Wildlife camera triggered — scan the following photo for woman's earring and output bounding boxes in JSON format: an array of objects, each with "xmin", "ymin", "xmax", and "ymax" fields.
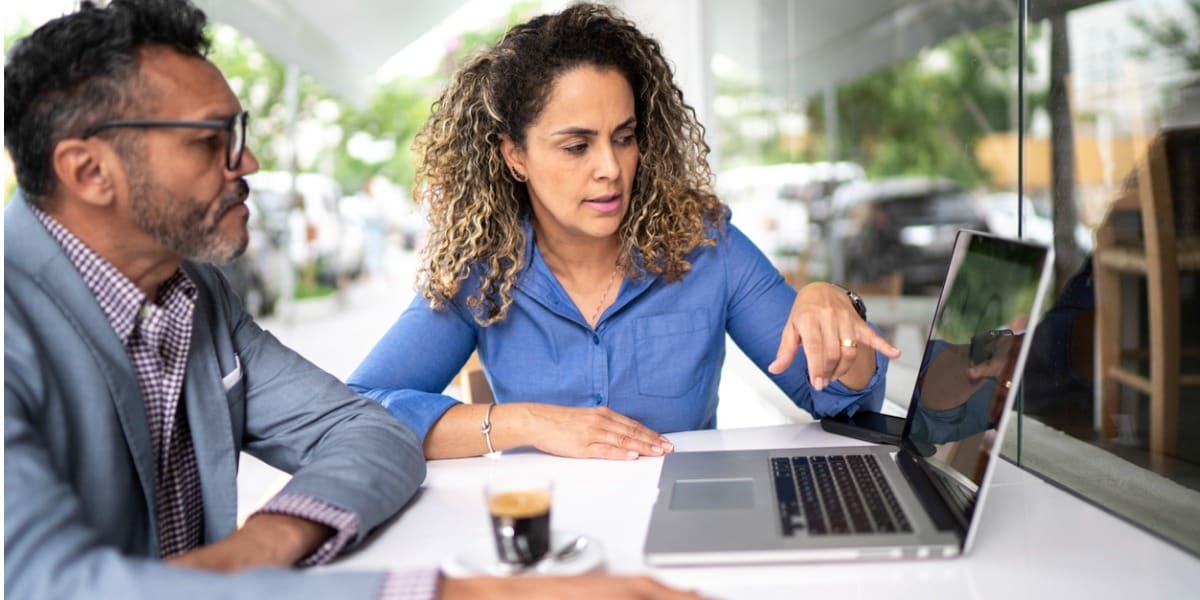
[{"xmin": 509, "ymin": 166, "xmax": 527, "ymax": 183}]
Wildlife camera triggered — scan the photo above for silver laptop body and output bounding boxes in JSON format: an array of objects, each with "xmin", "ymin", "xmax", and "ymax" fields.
[{"xmin": 645, "ymin": 231, "xmax": 1054, "ymax": 565}]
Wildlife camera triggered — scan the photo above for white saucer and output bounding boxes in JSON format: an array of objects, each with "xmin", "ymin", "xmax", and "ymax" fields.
[{"xmin": 441, "ymin": 530, "xmax": 604, "ymax": 577}]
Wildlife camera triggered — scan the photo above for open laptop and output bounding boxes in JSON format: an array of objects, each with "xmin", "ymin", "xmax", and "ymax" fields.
[{"xmin": 644, "ymin": 230, "xmax": 1054, "ymax": 565}]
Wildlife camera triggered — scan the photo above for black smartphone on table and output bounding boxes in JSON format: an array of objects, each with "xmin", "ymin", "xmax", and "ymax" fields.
[{"xmin": 820, "ymin": 410, "xmax": 906, "ymax": 445}]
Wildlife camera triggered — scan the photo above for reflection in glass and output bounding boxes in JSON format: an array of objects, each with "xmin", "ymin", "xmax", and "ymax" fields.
[
  {"xmin": 711, "ymin": 0, "xmax": 1023, "ymax": 292},
  {"xmin": 904, "ymin": 233, "xmax": 1047, "ymax": 501},
  {"xmin": 705, "ymin": 0, "xmax": 1200, "ymax": 555},
  {"xmin": 1018, "ymin": 0, "xmax": 1200, "ymax": 556}
]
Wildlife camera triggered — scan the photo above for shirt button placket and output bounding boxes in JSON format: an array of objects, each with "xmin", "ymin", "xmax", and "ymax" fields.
[{"xmin": 592, "ymin": 329, "xmax": 608, "ymax": 406}]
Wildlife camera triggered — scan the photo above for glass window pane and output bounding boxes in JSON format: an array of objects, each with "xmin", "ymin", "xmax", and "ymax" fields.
[
  {"xmin": 710, "ymin": 0, "xmax": 1200, "ymax": 555},
  {"xmin": 709, "ymin": 0, "xmax": 1021, "ymax": 413},
  {"xmin": 1016, "ymin": 0, "xmax": 1200, "ymax": 555}
]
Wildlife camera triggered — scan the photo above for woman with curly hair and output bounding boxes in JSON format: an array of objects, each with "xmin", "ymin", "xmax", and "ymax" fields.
[{"xmin": 349, "ymin": 3, "xmax": 899, "ymax": 460}]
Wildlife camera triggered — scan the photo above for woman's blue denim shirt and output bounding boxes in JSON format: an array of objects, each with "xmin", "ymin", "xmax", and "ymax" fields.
[{"xmin": 348, "ymin": 220, "xmax": 888, "ymax": 441}]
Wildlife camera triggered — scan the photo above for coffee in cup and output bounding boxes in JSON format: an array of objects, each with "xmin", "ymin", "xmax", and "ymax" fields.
[{"xmin": 486, "ymin": 480, "xmax": 552, "ymax": 567}]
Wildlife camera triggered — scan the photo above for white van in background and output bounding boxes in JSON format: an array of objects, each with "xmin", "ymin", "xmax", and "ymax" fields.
[
  {"xmin": 715, "ymin": 162, "xmax": 865, "ymax": 278},
  {"xmin": 247, "ymin": 171, "xmax": 365, "ymax": 286}
]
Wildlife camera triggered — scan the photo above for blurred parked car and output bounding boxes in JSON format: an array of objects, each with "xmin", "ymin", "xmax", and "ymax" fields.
[
  {"xmin": 977, "ymin": 192, "xmax": 1093, "ymax": 253},
  {"xmin": 217, "ymin": 194, "xmax": 289, "ymax": 317},
  {"xmin": 830, "ymin": 177, "xmax": 990, "ymax": 294},
  {"xmin": 716, "ymin": 162, "xmax": 865, "ymax": 263},
  {"xmin": 247, "ymin": 171, "xmax": 365, "ymax": 286}
]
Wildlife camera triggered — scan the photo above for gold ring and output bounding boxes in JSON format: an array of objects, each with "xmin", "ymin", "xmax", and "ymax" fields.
[
  {"xmin": 839, "ymin": 338, "xmax": 857, "ymax": 348},
  {"xmin": 1003, "ymin": 379, "xmax": 1013, "ymax": 389}
]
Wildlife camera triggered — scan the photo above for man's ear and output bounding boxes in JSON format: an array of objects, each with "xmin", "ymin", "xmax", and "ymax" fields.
[
  {"xmin": 51, "ymin": 139, "xmax": 120, "ymax": 208},
  {"xmin": 499, "ymin": 134, "xmax": 528, "ymax": 177}
]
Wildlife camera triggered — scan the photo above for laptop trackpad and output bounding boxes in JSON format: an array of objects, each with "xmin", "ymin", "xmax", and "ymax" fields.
[{"xmin": 669, "ymin": 478, "xmax": 755, "ymax": 510}]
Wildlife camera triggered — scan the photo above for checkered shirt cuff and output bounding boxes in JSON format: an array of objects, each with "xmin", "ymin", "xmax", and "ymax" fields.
[
  {"xmin": 256, "ymin": 493, "xmax": 359, "ymax": 566},
  {"xmin": 378, "ymin": 569, "xmax": 442, "ymax": 600}
]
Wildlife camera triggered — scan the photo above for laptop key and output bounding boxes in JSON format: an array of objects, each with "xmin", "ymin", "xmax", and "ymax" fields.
[
  {"xmin": 848, "ymin": 455, "xmax": 896, "ymax": 533},
  {"xmin": 793, "ymin": 457, "xmax": 828, "ymax": 535},
  {"xmin": 930, "ymin": 466, "xmax": 976, "ymax": 517},
  {"xmin": 771, "ymin": 457, "xmax": 802, "ymax": 536},
  {"xmin": 830, "ymin": 456, "xmax": 874, "ymax": 533},
  {"xmin": 811, "ymin": 459, "xmax": 850, "ymax": 534},
  {"xmin": 865, "ymin": 455, "xmax": 913, "ymax": 533}
]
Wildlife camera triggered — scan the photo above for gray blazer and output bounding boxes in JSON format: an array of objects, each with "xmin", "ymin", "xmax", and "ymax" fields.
[{"xmin": 4, "ymin": 195, "xmax": 428, "ymax": 599}]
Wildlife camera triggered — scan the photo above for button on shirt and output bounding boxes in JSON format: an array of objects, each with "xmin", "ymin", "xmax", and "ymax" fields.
[{"xmin": 349, "ymin": 220, "xmax": 889, "ymax": 441}]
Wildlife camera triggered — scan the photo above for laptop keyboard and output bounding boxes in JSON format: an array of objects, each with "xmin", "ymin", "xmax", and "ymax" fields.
[
  {"xmin": 929, "ymin": 463, "xmax": 976, "ymax": 517},
  {"xmin": 771, "ymin": 454, "xmax": 912, "ymax": 536}
]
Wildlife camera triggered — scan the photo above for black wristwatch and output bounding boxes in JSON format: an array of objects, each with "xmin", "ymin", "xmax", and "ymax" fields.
[{"xmin": 828, "ymin": 283, "xmax": 867, "ymax": 320}]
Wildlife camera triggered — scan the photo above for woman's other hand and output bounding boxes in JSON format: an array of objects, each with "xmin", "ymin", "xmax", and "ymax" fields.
[
  {"xmin": 514, "ymin": 404, "xmax": 673, "ymax": 460},
  {"xmin": 768, "ymin": 282, "xmax": 901, "ymax": 391},
  {"xmin": 442, "ymin": 574, "xmax": 705, "ymax": 599},
  {"xmin": 425, "ymin": 403, "xmax": 672, "ymax": 460}
]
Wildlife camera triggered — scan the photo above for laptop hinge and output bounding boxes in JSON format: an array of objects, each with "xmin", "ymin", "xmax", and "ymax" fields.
[{"xmin": 895, "ymin": 449, "xmax": 969, "ymax": 538}]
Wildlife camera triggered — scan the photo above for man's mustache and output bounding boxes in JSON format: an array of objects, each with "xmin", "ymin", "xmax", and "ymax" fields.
[{"xmin": 216, "ymin": 179, "xmax": 250, "ymax": 215}]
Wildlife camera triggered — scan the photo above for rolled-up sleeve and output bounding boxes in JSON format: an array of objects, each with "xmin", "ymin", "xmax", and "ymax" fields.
[
  {"xmin": 808, "ymin": 339, "xmax": 889, "ymax": 417},
  {"xmin": 721, "ymin": 223, "xmax": 889, "ymax": 418},
  {"xmin": 256, "ymin": 493, "xmax": 359, "ymax": 566},
  {"xmin": 348, "ymin": 295, "xmax": 478, "ymax": 442}
]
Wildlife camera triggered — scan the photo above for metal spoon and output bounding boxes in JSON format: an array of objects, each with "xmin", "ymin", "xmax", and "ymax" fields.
[
  {"xmin": 549, "ymin": 536, "xmax": 588, "ymax": 563},
  {"xmin": 520, "ymin": 536, "xmax": 588, "ymax": 573}
]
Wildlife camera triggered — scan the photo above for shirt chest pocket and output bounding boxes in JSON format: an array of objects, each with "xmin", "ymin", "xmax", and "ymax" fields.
[{"xmin": 635, "ymin": 308, "xmax": 711, "ymax": 398}]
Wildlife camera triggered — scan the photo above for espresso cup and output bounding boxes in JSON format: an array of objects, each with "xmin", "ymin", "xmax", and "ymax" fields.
[{"xmin": 485, "ymin": 479, "xmax": 553, "ymax": 567}]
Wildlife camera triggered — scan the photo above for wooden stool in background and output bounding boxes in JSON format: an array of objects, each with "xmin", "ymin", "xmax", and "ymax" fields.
[
  {"xmin": 844, "ymin": 271, "xmax": 902, "ymax": 297},
  {"xmin": 1093, "ymin": 126, "xmax": 1200, "ymax": 469},
  {"xmin": 779, "ymin": 255, "xmax": 809, "ymax": 289},
  {"xmin": 457, "ymin": 351, "xmax": 495, "ymax": 405}
]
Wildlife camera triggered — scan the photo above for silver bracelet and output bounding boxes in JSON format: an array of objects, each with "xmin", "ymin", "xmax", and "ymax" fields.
[{"xmin": 481, "ymin": 402, "xmax": 496, "ymax": 454}]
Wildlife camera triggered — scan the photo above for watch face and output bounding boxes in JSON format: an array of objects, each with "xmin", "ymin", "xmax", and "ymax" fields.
[
  {"xmin": 848, "ymin": 292, "xmax": 867, "ymax": 319},
  {"xmin": 828, "ymin": 283, "xmax": 867, "ymax": 319}
]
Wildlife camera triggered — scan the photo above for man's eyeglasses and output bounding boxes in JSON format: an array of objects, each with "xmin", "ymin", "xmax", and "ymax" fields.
[{"xmin": 81, "ymin": 111, "xmax": 249, "ymax": 171}]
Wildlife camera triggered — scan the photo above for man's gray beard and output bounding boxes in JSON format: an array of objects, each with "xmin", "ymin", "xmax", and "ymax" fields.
[{"xmin": 129, "ymin": 171, "xmax": 249, "ymax": 264}]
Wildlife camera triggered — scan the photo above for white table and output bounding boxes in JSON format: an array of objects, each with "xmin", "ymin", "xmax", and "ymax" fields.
[{"xmin": 325, "ymin": 424, "xmax": 1200, "ymax": 599}]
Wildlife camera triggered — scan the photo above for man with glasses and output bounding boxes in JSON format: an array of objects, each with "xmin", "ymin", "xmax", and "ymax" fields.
[
  {"xmin": 83, "ymin": 111, "xmax": 249, "ymax": 169},
  {"xmin": 3, "ymin": 2, "xmax": 694, "ymax": 600}
]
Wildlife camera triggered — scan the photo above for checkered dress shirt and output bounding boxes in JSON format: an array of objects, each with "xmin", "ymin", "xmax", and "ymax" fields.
[
  {"xmin": 35, "ymin": 208, "xmax": 441, "ymax": 597},
  {"xmin": 34, "ymin": 208, "xmax": 203, "ymax": 557}
]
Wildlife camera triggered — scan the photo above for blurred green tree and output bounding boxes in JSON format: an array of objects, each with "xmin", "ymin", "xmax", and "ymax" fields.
[
  {"xmin": 334, "ymin": 0, "xmax": 537, "ymax": 194},
  {"xmin": 4, "ymin": 18, "xmax": 36, "ymax": 203},
  {"xmin": 1131, "ymin": 0, "xmax": 1200, "ymax": 71},
  {"xmin": 714, "ymin": 23, "xmax": 1040, "ymax": 190},
  {"xmin": 207, "ymin": 25, "xmax": 358, "ymax": 184},
  {"xmin": 806, "ymin": 24, "xmax": 1037, "ymax": 188},
  {"xmin": 4, "ymin": 3, "xmax": 541, "ymax": 202}
]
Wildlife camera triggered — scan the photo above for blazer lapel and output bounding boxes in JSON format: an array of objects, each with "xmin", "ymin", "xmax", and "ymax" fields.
[
  {"xmin": 6, "ymin": 198, "xmax": 159, "ymax": 530},
  {"xmin": 182, "ymin": 279, "xmax": 239, "ymax": 543}
]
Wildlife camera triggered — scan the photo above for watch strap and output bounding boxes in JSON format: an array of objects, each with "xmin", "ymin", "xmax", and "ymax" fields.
[{"xmin": 828, "ymin": 283, "xmax": 868, "ymax": 320}]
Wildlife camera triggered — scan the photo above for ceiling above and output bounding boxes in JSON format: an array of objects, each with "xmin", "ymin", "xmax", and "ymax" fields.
[
  {"xmin": 194, "ymin": 0, "xmax": 469, "ymax": 104},
  {"xmin": 191, "ymin": 0, "xmax": 1104, "ymax": 107},
  {"xmin": 742, "ymin": 0, "xmax": 1103, "ymax": 99}
]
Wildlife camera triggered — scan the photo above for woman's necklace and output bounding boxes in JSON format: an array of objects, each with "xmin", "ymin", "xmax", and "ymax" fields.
[{"xmin": 591, "ymin": 266, "xmax": 621, "ymax": 327}]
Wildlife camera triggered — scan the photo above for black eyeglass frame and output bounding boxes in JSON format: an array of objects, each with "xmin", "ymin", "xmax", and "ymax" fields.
[{"xmin": 81, "ymin": 111, "xmax": 249, "ymax": 171}]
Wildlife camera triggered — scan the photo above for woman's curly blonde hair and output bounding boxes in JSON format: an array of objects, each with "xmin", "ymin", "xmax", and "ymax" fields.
[{"xmin": 412, "ymin": 2, "xmax": 727, "ymax": 325}]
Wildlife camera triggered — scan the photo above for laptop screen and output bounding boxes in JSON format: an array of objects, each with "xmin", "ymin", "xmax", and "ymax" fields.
[{"xmin": 901, "ymin": 231, "xmax": 1051, "ymax": 497}]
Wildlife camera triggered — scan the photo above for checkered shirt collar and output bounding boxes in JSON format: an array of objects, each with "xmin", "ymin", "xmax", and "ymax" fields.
[{"xmin": 30, "ymin": 205, "xmax": 197, "ymax": 341}]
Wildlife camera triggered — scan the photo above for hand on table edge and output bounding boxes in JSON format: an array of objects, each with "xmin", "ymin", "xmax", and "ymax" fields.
[
  {"xmin": 165, "ymin": 513, "xmax": 334, "ymax": 572},
  {"xmin": 439, "ymin": 573, "xmax": 706, "ymax": 599},
  {"xmin": 423, "ymin": 403, "xmax": 675, "ymax": 461}
]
